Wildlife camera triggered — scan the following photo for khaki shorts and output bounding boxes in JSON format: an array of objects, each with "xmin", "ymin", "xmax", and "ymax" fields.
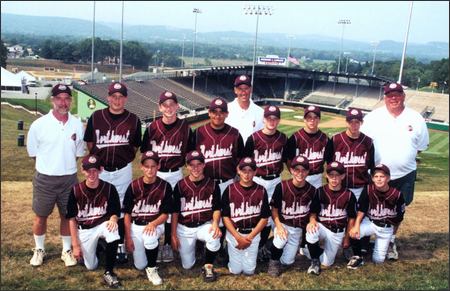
[{"xmin": 32, "ymin": 172, "xmax": 78, "ymax": 217}]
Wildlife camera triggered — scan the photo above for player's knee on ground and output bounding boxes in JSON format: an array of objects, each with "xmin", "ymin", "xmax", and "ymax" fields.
[{"xmin": 205, "ymin": 236, "xmax": 221, "ymax": 252}]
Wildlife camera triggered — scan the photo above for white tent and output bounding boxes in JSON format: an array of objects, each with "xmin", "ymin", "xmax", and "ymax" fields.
[
  {"xmin": 16, "ymin": 70, "xmax": 37, "ymax": 85},
  {"xmin": 1, "ymin": 67, "xmax": 22, "ymax": 89}
]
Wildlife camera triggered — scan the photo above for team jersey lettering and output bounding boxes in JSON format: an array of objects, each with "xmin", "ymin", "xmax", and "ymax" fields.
[
  {"xmin": 150, "ymin": 140, "xmax": 183, "ymax": 157},
  {"xmin": 95, "ymin": 129, "xmax": 130, "ymax": 148},
  {"xmin": 298, "ymin": 147, "xmax": 325, "ymax": 163},
  {"xmin": 180, "ymin": 195, "xmax": 213, "ymax": 216},
  {"xmin": 335, "ymin": 151, "xmax": 367, "ymax": 166},
  {"xmin": 77, "ymin": 203, "xmax": 108, "ymax": 222},
  {"xmin": 231, "ymin": 200, "xmax": 262, "ymax": 222},
  {"xmin": 254, "ymin": 149, "xmax": 282, "ymax": 167},
  {"xmin": 282, "ymin": 200, "xmax": 311, "ymax": 219},
  {"xmin": 368, "ymin": 204, "xmax": 398, "ymax": 220},
  {"xmin": 200, "ymin": 144, "xmax": 233, "ymax": 162},
  {"xmin": 319, "ymin": 204, "xmax": 347, "ymax": 221},
  {"xmin": 132, "ymin": 200, "xmax": 162, "ymax": 217}
]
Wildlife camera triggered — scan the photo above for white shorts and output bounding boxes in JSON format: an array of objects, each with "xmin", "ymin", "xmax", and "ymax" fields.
[
  {"xmin": 130, "ymin": 222, "xmax": 165, "ymax": 270},
  {"xmin": 226, "ymin": 230, "xmax": 261, "ymax": 275},
  {"xmin": 306, "ymin": 222, "xmax": 345, "ymax": 267},
  {"xmin": 272, "ymin": 223, "xmax": 303, "ymax": 265}
]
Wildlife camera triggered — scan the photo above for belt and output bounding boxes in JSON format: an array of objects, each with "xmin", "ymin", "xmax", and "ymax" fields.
[
  {"xmin": 133, "ymin": 220, "xmax": 150, "ymax": 226},
  {"xmin": 236, "ymin": 228, "xmax": 253, "ymax": 234},
  {"xmin": 372, "ymin": 220, "xmax": 392, "ymax": 228},
  {"xmin": 256, "ymin": 174, "xmax": 280, "ymax": 181},
  {"xmin": 159, "ymin": 168, "xmax": 179, "ymax": 173},
  {"xmin": 181, "ymin": 221, "xmax": 206, "ymax": 228},
  {"xmin": 327, "ymin": 226, "xmax": 346, "ymax": 233},
  {"xmin": 104, "ymin": 164, "xmax": 127, "ymax": 172},
  {"xmin": 78, "ymin": 224, "xmax": 97, "ymax": 230}
]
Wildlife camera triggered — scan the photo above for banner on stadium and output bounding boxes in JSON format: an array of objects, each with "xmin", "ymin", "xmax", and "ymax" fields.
[{"xmin": 257, "ymin": 55, "xmax": 287, "ymax": 66}]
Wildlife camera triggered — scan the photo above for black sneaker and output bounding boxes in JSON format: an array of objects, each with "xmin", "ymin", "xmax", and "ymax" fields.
[
  {"xmin": 202, "ymin": 264, "xmax": 217, "ymax": 282},
  {"xmin": 347, "ymin": 256, "xmax": 364, "ymax": 269},
  {"xmin": 116, "ymin": 244, "xmax": 128, "ymax": 264},
  {"xmin": 307, "ymin": 259, "xmax": 321, "ymax": 276},
  {"xmin": 267, "ymin": 259, "xmax": 281, "ymax": 277},
  {"xmin": 103, "ymin": 271, "xmax": 121, "ymax": 288}
]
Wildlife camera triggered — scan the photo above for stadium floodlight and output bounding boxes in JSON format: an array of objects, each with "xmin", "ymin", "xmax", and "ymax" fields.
[
  {"xmin": 337, "ymin": 19, "xmax": 351, "ymax": 74},
  {"xmin": 344, "ymin": 52, "xmax": 350, "ymax": 73},
  {"xmin": 192, "ymin": 8, "xmax": 201, "ymax": 93},
  {"xmin": 119, "ymin": 1, "xmax": 124, "ymax": 82},
  {"xmin": 243, "ymin": 4, "xmax": 273, "ymax": 99},
  {"xmin": 181, "ymin": 34, "xmax": 186, "ymax": 68},
  {"xmin": 398, "ymin": 1, "xmax": 413, "ymax": 84},
  {"xmin": 91, "ymin": 1, "xmax": 95, "ymax": 83},
  {"xmin": 370, "ymin": 41, "xmax": 379, "ymax": 76}
]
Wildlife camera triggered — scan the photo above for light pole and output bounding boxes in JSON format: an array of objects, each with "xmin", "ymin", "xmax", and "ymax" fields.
[
  {"xmin": 192, "ymin": 8, "xmax": 201, "ymax": 93},
  {"xmin": 181, "ymin": 34, "xmax": 186, "ymax": 68},
  {"xmin": 344, "ymin": 52, "xmax": 350, "ymax": 73},
  {"xmin": 337, "ymin": 19, "xmax": 351, "ymax": 74},
  {"xmin": 119, "ymin": 0, "xmax": 124, "ymax": 82},
  {"xmin": 398, "ymin": 1, "xmax": 413, "ymax": 84},
  {"xmin": 244, "ymin": 4, "xmax": 273, "ymax": 99},
  {"xmin": 284, "ymin": 35, "xmax": 294, "ymax": 100},
  {"xmin": 91, "ymin": 1, "xmax": 95, "ymax": 83},
  {"xmin": 370, "ymin": 41, "xmax": 379, "ymax": 76}
]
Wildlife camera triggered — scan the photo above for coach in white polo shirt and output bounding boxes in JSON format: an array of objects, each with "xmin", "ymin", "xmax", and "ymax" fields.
[
  {"xmin": 27, "ymin": 84, "xmax": 85, "ymax": 267},
  {"xmin": 225, "ymin": 74, "xmax": 264, "ymax": 144},
  {"xmin": 360, "ymin": 82, "xmax": 429, "ymax": 260}
]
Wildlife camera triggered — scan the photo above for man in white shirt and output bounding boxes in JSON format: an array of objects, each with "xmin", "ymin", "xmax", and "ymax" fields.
[
  {"xmin": 26, "ymin": 84, "xmax": 85, "ymax": 267},
  {"xmin": 360, "ymin": 82, "xmax": 429, "ymax": 261},
  {"xmin": 225, "ymin": 74, "xmax": 264, "ymax": 144}
]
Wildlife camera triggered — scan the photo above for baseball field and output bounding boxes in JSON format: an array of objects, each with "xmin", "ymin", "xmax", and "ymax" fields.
[{"xmin": 1, "ymin": 104, "xmax": 448, "ymax": 290}]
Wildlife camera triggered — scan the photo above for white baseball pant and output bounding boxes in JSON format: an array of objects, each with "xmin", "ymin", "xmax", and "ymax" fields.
[
  {"xmin": 77, "ymin": 221, "xmax": 120, "ymax": 270},
  {"xmin": 100, "ymin": 163, "xmax": 132, "ymax": 217},
  {"xmin": 226, "ymin": 230, "xmax": 261, "ymax": 275},
  {"xmin": 272, "ymin": 223, "xmax": 303, "ymax": 265},
  {"xmin": 217, "ymin": 178, "xmax": 234, "ymax": 227},
  {"xmin": 358, "ymin": 218, "xmax": 394, "ymax": 263},
  {"xmin": 306, "ymin": 222, "xmax": 345, "ymax": 267},
  {"xmin": 349, "ymin": 187, "xmax": 364, "ymax": 200},
  {"xmin": 130, "ymin": 222, "xmax": 165, "ymax": 270},
  {"xmin": 253, "ymin": 176, "xmax": 281, "ymax": 227},
  {"xmin": 157, "ymin": 168, "xmax": 183, "ymax": 223},
  {"xmin": 306, "ymin": 173, "xmax": 323, "ymax": 189}
]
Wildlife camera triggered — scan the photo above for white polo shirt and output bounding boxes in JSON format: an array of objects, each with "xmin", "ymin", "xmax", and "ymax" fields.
[
  {"xmin": 360, "ymin": 106, "xmax": 429, "ymax": 180},
  {"xmin": 27, "ymin": 110, "xmax": 85, "ymax": 176},
  {"xmin": 225, "ymin": 98, "xmax": 264, "ymax": 144}
]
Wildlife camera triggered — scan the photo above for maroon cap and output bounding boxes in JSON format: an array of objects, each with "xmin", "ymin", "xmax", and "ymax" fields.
[
  {"xmin": 108, "ymin": 82, "xmax": 128, "ymax": 96},
  {"xmin": 346, "ymin": 108, "xmax": 363, "ymax": 122},
  {"xmin": 51, "ymin": 84, "xmax": 72, "ymax": 97},
  {"xmin": 264, "ymin": 105, "xmax": 281, "ymax": 119},
  {"xmin": 384, "ymin": 82, "xmax": 404, "ymax": 95},
  {"xmin": 209, "ymin": 97, "xmax": 228, "ymax": 112},
  {"xmin": 238, "ymin": 157, "xmax": 257, "ymax": 171},
  {"xmin": 141, "ymin": 150, "xmax": 160, "ymax": 164},
  {"xmin": 326, "ymin": 161, "xmax": 345, "ymax": 174},
  {"xmin": 372, "ymin": 164, "xmax": 390, "ymax": 176},
  {"xmin": 186, "ymin": 150, "xmax": 205, "ymax": 164},
  {"xmin": 234, "ymin": 74, "xmax": 252, "ymax": 87},
  {"xmin": 159, "ymin": 90, "xmax": 178, "ymax": 104},
  {"xmin": 82, "ymin": 154, "xmax": 102, "ymax": 170},
  {"xmin": 290, "ymin": 155, "xmax": 309, "ymax": 170},
  {"xmin": 304, "ymin": 105, "xmax": 321, "ymax": 118}
]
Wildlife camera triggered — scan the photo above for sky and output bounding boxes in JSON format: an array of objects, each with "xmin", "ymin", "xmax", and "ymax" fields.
[{"xmin": 1, "ymin": 1, "xmax": 449, "ymax": 44}]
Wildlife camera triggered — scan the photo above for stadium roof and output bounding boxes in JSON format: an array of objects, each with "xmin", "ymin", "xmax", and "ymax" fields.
[{"xmin": 1, "ymin": 67, "xmax": 22, "ymax": 87}]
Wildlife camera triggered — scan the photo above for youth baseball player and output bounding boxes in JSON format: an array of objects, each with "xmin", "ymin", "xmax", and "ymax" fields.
[
  {"xmin": 141, "ymin": 90, "xmax": 193, "ymax": 263},
  {"xmin": 83, "ymin": 81, "xmax": 142, "ymax": 263},
  {"xmin": 171, "ymin": 150, "xmax": 222, "ymax": 282},
  {"xmin": 347, "ymin": 164, "xmax": 405, "ymax": 269},
  {"xmin": 221, "ymin": 157, "xmax": 271, "ymax": 275},
  {"xmin": 267, "ymin": 155, "xmax": 316, "ymax": 277},
  {"xmin": 66, "ymin": 154, "xmax": 122, "ymax": 288},
  {"xmin": 122, "ymin": 151, "xmax": 172, "ymax": 286},
  {"xmin": 305, "ymin": 161, "xmax": 357, "ymax": 275}
]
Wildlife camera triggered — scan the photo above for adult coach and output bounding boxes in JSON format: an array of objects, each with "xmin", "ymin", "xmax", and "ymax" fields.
[
  {"xmin": 83, "ymin": 81, "xmax": 142, "ymax": 262},
  {"xmin": 225, "ymin": 74, "xmax": 264, "ymax": 144},
  {"xmin": 27, "ymin": 84, "xmax": 85, "ymax": 267},
  {"xmin": 360, "ymin": 82, "xmax": 429, "ymax": 260}
]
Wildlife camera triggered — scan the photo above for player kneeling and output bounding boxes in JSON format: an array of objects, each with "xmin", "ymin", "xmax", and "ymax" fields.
[
  {"xmin": 222, "ymin": 157, "xmax": 271, "ymax": 275},
  {"xmin": 123, "ymin": 151, "xmax": 172, "ymax": 286},
  {"xmin": 171, "ymin": 151, "xmax": 222, "ymax": 282},
  {"xmin": 305, "ymin": 161, "xmax": 357, "ymax": 275},
  {"xmin": 66, "ymin": 155, "xmax": 122, "ymax": 288},
  {"xmin": 267, "ymin": 155, "xmax": 316, "ymax": 276},
  {"xmin": 347, "ymin": 164, "xmax": 405, "ymax": 269}
]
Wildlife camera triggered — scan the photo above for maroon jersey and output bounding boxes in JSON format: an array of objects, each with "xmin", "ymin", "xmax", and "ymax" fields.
[
  {"xmin": 286, "ymin": 129, "xmax": 330, "ymax": 175},
  {"xmin": 84, "ymin": 108, "xmax": 141, "ymax": 168},
  {"xmin": 195, "ymin": 123, "xmax": 244, "ymax": 180},
  {"xmin": 358, "ymin": 184, "xmax": 405, "ymax": 226},
  {"xmin": 310, "ymin": 185, "xmax": 357, "ymax": 231},
  {"xmin": 329, "ymin": 132, "xmax": 374, "ymax": 188},
  {"xmin": 141, "ymin": 118, "xmax": 191, "ymax": 171},
  {"xmin": 270, "ymin": 180, "xmax": 316, "ymax": 228},
  {"xmin": 172, "ymin": 177, "xmax": 221, "ymax": 226},
  {"xmin": 66, "ymin": 180, "xmax": 121, "ymax": 228},
  {"xmin": 244, "ymin": 130, "xmax": 287, "ymax": 176},
  {"xmin": 122, "ymin": 177, "xmax": 172, "ymax": 223},
  {"xmin": 221, "ymin": 182, "xmax": 271, "ymax": 229}
]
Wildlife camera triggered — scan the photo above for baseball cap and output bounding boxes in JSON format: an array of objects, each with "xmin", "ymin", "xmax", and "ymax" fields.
[
  {"xmin": 304, "ymin": 105, "xmax": 321, "ymax": 118},
  {"xmin": 346, "ymin": 108, "xmax": 363, "ymax": 122},
  {"xmin": 238, "ymin": 157, "xmax": 257, "ymax": 171},
  {"xmin": 108, "ymin": 82, "xmax": 128, "ymax": 96},
  {"xmin": 51, "ymin": 84, "xmax": 72, "ymax": 97},
  {"xmin": 290, "ymin": 155, "xmax": 309, "ymax": 170},
  {"xmin": 141, "ymin": 150, "xmax": 160, "ymax": 164},
  {"xmin": 82, "ymin": 154, "xmax": 102, "ymax": 170},
  {"xmin": 264, "ymin": 105, "xmax": 281, "ymax": 119},
  {"xmin": 159, "ymin": 90, "xmax": 178, "ymax": 104},
  {"xmin": 234, "ymin": 74, "xmax": 252, "ymax": 87},
  {"xmin": 209, "ymin": 97, "xmax": 228, "ymax": 112},
  {"xmin": 186, "ymin": 150, "xmax": 205, "ymax": 164},
  {"xmin": 372, "ymin": 164, "xmax": 390, "ymax": 176},
  {"xmin": 384, "ymin": 82, "xmax": 404, "ymax": 95},
  {"xmin": 326, "ymin": 161, "xmax": 345, "ymax": 174}
]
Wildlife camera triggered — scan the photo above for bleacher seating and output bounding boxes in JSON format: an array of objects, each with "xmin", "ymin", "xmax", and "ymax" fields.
[{"xmin": 405, "ymin": 90, "xmax": 449, "ymax": 123}]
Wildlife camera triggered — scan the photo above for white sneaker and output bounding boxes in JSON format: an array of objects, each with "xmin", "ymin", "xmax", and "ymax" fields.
[
  {"xmin": 61, "ymin": 250, "xmax": 77, "ymax": 267},
  {"xmin": 145, "ymin": 267, "xmax": 163, "ymax": 285},
  {"xmin": 30, "ymin": 248, "xmax": 46, "ymax": 266},
  {"xmin": 387, "ymin": 242, "xmax": 399, "ymax": 261}
]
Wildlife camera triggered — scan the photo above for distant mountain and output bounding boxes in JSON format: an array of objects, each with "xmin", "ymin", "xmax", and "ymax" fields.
[{"xmin": 1, "ymin": 13, "xmax": 448, "ymax": 61}]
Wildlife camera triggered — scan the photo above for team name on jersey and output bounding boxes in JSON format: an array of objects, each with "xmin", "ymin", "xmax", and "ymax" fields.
[
  {"xmin": 95, "ymin": 129, "xmax": 130, "ymax": 148},
  {"xmin": 335, "ymin": 151, "xmax": 367, "ymax": 166},
  {"xmin": 132, "ymin": 200, "xmax": 162, "ymax": 216},
  {"xmin": 254, "ymin": 149, "xmax": 282, "ymax": 166},
  {"xmin": 150, "ymin": 140, "xmax": 183, "ymax": 156},
  {"xmin": 282, "ymin": 201, "xmax": 311, "ymax": 219},
  {"xmin": 200, "ymin": 144, "xmax": 233, "ymax": 162},
  {"xmin": 180, "ymin": 195, "xmax": 213, "ymax": 216},
  {"xmin": 297, "ymin": 147, "xmax": 325, "ymax": 162},
  {"xmin": 319, "ymin": 204, "xmax": 347, "ymax": 221},
  {"xmin": 77, "ymin": 203, "xmax": 108, "ymax": 222},
  {"xmin": 368, "ymin": 204, "xmax": 398, "ymax": 220},
  {"xmin": 231, "ymin": 201, "xmax": 262, "ymax": 222}
]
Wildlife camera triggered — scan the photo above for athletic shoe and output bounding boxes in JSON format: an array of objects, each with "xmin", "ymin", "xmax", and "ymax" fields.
[
  {"xmin": 387, "ymin": 242, "xmax": 398, "ymax": 261},
  {"xmin": 202, "ymin": 264, "xmax": 217, "ymax": 282},
  {"xmin": 299, "ymin": 247, "xmax": 311, "ymax": 259},
  {"xmin": 307, "ymin": 259, "xmax": 321, "ymax": 276},
  {"xmin": 347, "ymin": 256, "xmax": 364, "ymax": 269},
  {"xmin": 61, "ymin": 250, "xmax": 77, "ymax": 267},
  {"xmin": 30, "ymin": 248, "xmax": 46, "ymax": 266},
  {"xmin": 343, "ymin": 247, "xmax": 353, "ymax": 261},
  {"xmin": 145, "ymin": 267, "xmax": 163, "ymax": 285},
  {"xmin": 103, "ymin": 271, "xmax": 121, "ymax": 288},
  {"xmin": 156, "ymin": 245, "xmax": 163, "ymax": 263},
  {"xmin": 162, "ymin": 244, "xmax": 174, "ymax": 263},
  {"xmin": 116, "ymin": 244, "xmax": 128, "ymax": 264},
  {"xmin": 258, "ymin": 246, "xmax": 271, "ymax": 263},
  {"xmin": 267, "ymin": 259, "xmax": 281, "ymax": 277}
]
